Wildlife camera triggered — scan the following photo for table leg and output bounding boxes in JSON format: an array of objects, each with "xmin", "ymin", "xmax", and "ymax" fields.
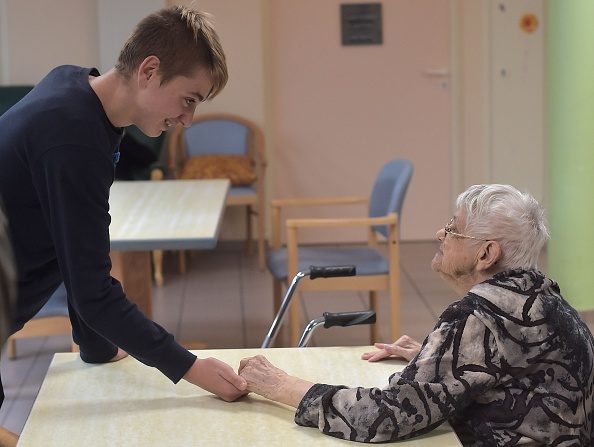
[{"xmin": 110, "ymin": 251, "xmax": 153, "ymax": 318}]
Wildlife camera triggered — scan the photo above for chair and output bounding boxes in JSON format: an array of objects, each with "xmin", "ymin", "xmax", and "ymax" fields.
[
  {"xmin": 266, "ymin": 159, "xmax": 413, "ymax": 346},
  {"xmin": 166, "ymin": 113, "xmax": 267, "ymax": 272},
  {"xmin": 7, "ymin": 283, "xmax": 73, "ymax": 359}
]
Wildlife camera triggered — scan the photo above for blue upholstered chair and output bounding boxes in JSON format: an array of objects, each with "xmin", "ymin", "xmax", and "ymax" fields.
[
  {"xmin": 166, "ymin": 113, "xmax": 267, "ymax": 275},
  {"xmin": 7, "ymin": 283, "xmax": 73, "ymax": 359},
  {"xmin": 267, "ymin": 159, "xmax": 413, "ymax": 345}
]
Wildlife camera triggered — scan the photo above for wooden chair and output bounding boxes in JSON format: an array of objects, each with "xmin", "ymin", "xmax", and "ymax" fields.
[
  {"xmin": 7, "ymin": 283, "xmax": 74, "ymax": 359},
  {"xmin": 164, "ymin": 113, "xmax": 267, "ymax": 276},
  {"xmin": 266, "ymin": 159, "xmax": 413, "ymax": 346}
]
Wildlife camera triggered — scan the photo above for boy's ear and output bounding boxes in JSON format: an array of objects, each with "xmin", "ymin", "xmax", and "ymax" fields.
[
  {"xmin": 137, "ymin": 56, "xmax": 161, "ymax": 87},
  {"xmin": 476, "ymin": 240, "xmax": 502, "ymax": 272}
]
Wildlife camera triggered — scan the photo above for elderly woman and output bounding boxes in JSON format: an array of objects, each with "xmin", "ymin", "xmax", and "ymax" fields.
[
  {"xmin": 0, "ymin": 204, "xmax": 18, "ymax": 447},
  {"xmin": 239, "ymin": 184, "xmax": 594, "ymax": 445}
]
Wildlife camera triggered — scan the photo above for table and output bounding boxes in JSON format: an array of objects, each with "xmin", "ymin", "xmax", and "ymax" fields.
[
  {"xmin": 18, "ymin": 347, "xmax": 461, "ymax": 446},
  {"xmin": 108, "ymin": 179, "xmax": 229, "ymax": 316}
]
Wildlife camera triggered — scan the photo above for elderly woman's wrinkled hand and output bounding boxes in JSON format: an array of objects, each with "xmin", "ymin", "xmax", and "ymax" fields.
[
  {"xmin": 239, "ymin": 355, "xmax": 314, "ymax": 407},
  {"xmin": 239, "ymin": 355, "xmax": 289, "ymax": 401},
  {"xmin": 361, "ymin": 335, "xmax": 422, "ymax": 362}
]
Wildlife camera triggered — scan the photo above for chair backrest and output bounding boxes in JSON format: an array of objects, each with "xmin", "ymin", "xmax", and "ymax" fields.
[
  {"xmin": 369, "ymin": 159, "xmax": 414, "ymax": 238},
  {"xmin": 168, "ymin": 113, "xmax": 265, "ymax": 179},
  {"xmin": 184, "ymin": 119, "xmax": 249, "ymax": 157}
]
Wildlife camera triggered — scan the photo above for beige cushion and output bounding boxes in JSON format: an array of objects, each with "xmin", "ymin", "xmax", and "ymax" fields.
[{"xmin": 180, "ymin": 155, "xmax": 256, "ymax": 186}]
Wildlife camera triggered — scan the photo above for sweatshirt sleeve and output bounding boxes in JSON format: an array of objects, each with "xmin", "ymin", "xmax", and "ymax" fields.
[
  {"xmin": 294, "ymin": 304, "xmax": 499, "ymax": 442},
  {"xmin": 31, "ymin": 143, "xmax": 195, "ymax": 382}
]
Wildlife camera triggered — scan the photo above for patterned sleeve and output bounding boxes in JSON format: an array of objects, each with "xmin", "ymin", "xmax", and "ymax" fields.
[{"xmin": 294, "ymin": 303, "xmax": 500, "ymax": 442}]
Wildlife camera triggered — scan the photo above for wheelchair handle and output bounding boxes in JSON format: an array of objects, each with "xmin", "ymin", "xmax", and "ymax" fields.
[
  {"xmin": 261, "ymin": 266, "xmax": 357, "ymax": 348},
  {"xmin": 323, "ymin": 311, "xmax": 376, "ymax": 328},
  {"xmin": 297, "ymin": 310, "xmax": 376, "ymax": 347},
  {"xmin": 309, "ymin": 265, "xmax": 356, "ymax": 279}
]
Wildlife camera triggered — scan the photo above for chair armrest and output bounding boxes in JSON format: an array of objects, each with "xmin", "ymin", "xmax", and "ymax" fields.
[
  {"xmin": 271, "ymin": 196, "xmax": 368, "ymax": 208},
  {"xmin": 286, "ymin": 213, "xmax": 397, "ymax": 229},
  {"xmin": 269, "ymin": 196, "xmax": 372, "ymax": 250}
]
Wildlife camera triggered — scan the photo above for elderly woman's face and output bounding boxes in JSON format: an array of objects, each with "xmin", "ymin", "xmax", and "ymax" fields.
[{"xmin": 431, "ymin": 212, "xmax": 483, "ymax": 289}]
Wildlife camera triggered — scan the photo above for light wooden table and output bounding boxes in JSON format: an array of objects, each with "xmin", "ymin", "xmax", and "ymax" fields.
[
  {"xmin": 18, "ymin": 347, "xmax": 461, "ymax": 446},
  {"xmin": 109, "ymin": 179, "xmax": 229, "ymax": 317}
]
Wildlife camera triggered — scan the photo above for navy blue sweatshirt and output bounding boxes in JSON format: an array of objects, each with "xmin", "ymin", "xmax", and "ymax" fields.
[{"xmin": 0, "ymin": 65, "xmax": 196, "ymax": 383}]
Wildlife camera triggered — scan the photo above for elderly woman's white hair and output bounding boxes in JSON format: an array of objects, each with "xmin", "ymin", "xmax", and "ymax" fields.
[
  {"xmin": 456, "ymin": 184, "xmax": 549, "ymax": 270},
  {"xmin": 0, "ymin": 204, "xmax": 15, "ymax": 345}
]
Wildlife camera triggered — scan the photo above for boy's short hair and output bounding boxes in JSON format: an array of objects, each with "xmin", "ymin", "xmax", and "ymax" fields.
[{"xmin": 115, "ymin": 6, "xmax": 228, "ymax": 100}]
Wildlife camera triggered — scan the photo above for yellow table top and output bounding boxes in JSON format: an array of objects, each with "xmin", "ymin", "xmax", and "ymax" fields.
[
  {"xmin": 109, "ymin": 179, "xmax": 229, "ymax": 251},
  {"xmin": 18, "ymin": 347, "xmax": 461, "ymax": 446}
]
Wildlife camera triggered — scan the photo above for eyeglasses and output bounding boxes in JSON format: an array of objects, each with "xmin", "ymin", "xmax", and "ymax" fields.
[{"xmin": 443, "ymin": 218, "xmax": 489, "ymax": 241}]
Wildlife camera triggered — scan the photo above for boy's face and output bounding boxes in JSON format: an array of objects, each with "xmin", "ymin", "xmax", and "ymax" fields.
[{"xmin": 135, "ymin": 64, "xmax": 213, "ymax": 137}]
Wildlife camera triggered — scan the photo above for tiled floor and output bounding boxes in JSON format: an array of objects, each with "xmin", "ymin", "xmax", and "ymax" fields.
[{"xmin": 0, "ymin": 240, "xmax": 510, "ymax": 434}]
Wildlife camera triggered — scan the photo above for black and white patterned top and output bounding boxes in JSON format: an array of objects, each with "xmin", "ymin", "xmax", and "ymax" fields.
[{"xmin": 295, "ymin": 269, "xmax": 594, "ymax": 445}]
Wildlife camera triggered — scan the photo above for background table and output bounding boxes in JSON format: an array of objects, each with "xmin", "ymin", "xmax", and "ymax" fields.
[
  {"xmin": 18, "ymin": 347, "xmax": 461, "ymax": 446},
  {"xmin": 109, "ymin": 179, "xmax": 229, "ymax": 316}
]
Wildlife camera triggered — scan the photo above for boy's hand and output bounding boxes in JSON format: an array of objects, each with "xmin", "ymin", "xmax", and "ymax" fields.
[{"xmin": 184, "ymin": 357, "xmax": 247, "ymax": 402}]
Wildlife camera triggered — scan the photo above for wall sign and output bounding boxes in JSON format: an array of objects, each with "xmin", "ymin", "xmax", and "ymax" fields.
[{"xmin": 341, "ymin": 3, "xmax": 383, "ymax": 46}]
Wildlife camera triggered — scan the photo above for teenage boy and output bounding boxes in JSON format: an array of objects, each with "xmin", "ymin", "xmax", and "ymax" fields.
[{"xmin": 0, "ymin": 6, "xmax": 247, "ymax": 415}]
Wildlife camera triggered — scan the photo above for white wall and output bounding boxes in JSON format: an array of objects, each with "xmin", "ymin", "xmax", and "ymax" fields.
[
  {"xmin": 0, "ymin": 0, "xmax": 99, "ymax": 84},
  {"xmin": 170, "ymin": 0, "xmax": 267, "ymax": 127},
  {"xmin": 97, "ymin": 0, "xmax": 165, "ymax": 74},
  {"xmin": 0, "ymin": 0, "xmax": 9, "ymax": 83}
]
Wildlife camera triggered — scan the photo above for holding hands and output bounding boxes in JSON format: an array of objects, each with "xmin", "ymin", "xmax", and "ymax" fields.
[
  {"xmin": 184, "ymin": 357, "xmax": 248, "ymax": 402},
  {"xmin": 233, "ymin": 336, "xmax": 421, "ymax": 407},
  {"xmin": 361, "ymin": 335, "xmax": 422, "ymax": 362}
]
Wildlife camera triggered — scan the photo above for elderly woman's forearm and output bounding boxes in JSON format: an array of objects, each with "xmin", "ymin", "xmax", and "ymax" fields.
[{"xmin": 271, "ymin": 376, "xmax": 314, "ymax": 408}]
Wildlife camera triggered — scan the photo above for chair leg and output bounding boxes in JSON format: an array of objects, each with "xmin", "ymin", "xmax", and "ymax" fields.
[
  {"xmin": 389, "ymin": 282, "xmax": 400, "ymax": 343},
  {"xmin": 256, "ymin": 205, "xmax": 266, "ymax": 271},
  {"xmin": 369, "ymin": 291, "xmax": 379, "ymax": 344},
  {"xmin": 245, "ymin": 205, "xmax": 253, "ymax": 256},
  {"xmin": 179, "ymin": 250, "xmax": 186, "ymax": 274},
  {"xmin": 273, "ymin": 280, "xmax": 282, "ymax": 314},
  {"xmin": 152, "ymin": 250, "xmax": 164, "ymax": 286}
]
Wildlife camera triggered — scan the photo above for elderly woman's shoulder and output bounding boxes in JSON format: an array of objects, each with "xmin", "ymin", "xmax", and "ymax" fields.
[
  {"xmin": 468, "ymin": 269, "xmax": 557, "ymax": 312},
  {"xmin": 461, "ymin": 269, "xmax": 593, "ymax": 340}
]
